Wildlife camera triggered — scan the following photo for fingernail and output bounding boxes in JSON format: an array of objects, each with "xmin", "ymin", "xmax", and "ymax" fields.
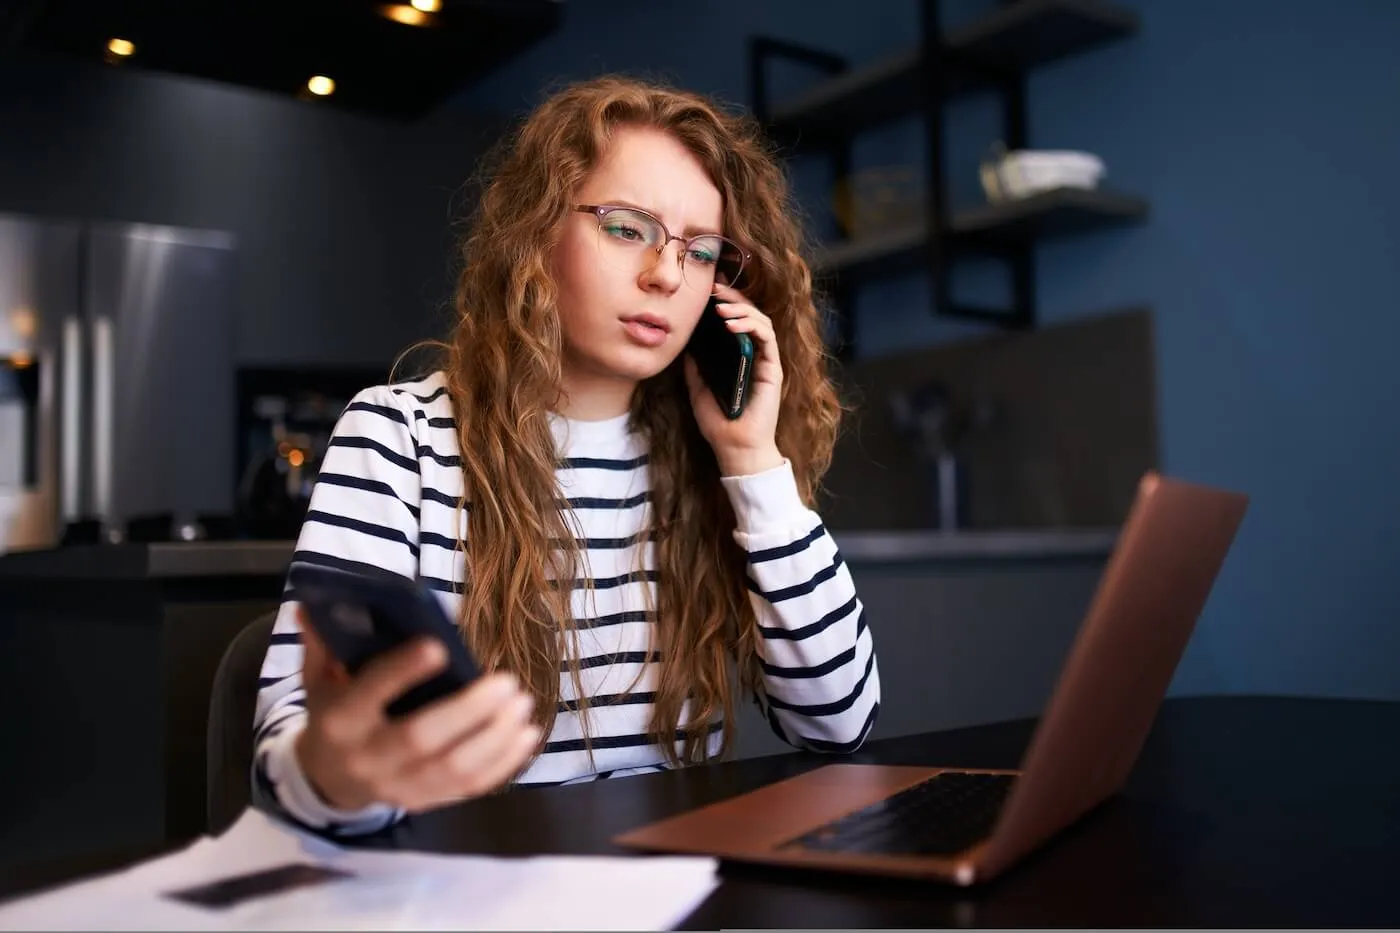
[{"xmin": 421, "ymin": 640, "xmax": 446, "ymax": 664}]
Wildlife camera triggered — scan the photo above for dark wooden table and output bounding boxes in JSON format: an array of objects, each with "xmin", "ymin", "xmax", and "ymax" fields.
[{"xmin": 4, "ymin": 695, "xmax": 1397, "ymax": 927}]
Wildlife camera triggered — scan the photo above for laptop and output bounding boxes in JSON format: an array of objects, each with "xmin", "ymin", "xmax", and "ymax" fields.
[{"xmin": 613, "ymin": 471, "xmax": 1249, "ymax": 886}]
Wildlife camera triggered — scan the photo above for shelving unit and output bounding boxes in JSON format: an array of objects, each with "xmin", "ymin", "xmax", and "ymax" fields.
[{"xmin": 749, "ymin": 0, "xmax": 1147, "ymax": 357}]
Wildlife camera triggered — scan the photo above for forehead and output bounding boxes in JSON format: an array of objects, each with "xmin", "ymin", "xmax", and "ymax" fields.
[{"xmin": 579, "ymin": 125, "xmax": 724, "ymax": 233}]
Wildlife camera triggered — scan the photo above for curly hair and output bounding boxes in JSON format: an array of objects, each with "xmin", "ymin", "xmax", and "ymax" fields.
[{"xmin": 440, "ymin": 74, "xmax": 843, "ymax": 768}]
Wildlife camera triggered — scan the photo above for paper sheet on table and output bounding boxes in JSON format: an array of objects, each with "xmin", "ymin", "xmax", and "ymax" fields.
[{"xmin": 0, "ymin": 808, "xmax": 719, "ymax": 931}]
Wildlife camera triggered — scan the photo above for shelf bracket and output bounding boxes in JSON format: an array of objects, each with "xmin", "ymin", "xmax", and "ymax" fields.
[
  {"xmin": 928, "ymin": 11, "xmax": 1037, "ymax": 332},
  {"xmin": 748, "ymin": 35, "xmax": 857, "ymax": 358},
  {"xmin": 920, "ymin": 0, "xmax": 953, "ymax": 334}
]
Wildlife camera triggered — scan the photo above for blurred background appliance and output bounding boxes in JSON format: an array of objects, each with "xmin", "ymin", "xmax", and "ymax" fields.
[
  {"xmin": 233, "ymin": 366, "xmax": 388, "ymax": 540},
  {"xmin": 0, "ymin": 211, "xmax": 236, "ymax": 552}
]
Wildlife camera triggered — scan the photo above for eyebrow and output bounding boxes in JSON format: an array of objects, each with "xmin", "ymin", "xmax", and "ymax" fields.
[{"xmin": 603, "ymin": 198, "xmax": 723, "ymax": 239}]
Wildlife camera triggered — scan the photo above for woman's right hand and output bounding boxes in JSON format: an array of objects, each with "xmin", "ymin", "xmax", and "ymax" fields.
[{"xmin": 292, "ymin": 608, "xmax": 543, "ymax": 813}]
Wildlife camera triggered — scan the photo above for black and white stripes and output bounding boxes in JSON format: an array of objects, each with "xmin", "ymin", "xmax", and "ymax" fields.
[{"xmin": 252, "ymin": 371, "xmax": 880, "ymax": 835}]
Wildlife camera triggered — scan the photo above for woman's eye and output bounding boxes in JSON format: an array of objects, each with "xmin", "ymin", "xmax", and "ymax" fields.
[{"xmin": 603, "ymin": 223, "xmax": 647, "ymax": 242}]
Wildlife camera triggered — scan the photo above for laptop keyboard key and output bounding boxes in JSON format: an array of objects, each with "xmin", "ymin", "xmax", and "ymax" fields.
[{"xmin": 782, "ymin": 771, "xmax": 1016, "ymax": 857}]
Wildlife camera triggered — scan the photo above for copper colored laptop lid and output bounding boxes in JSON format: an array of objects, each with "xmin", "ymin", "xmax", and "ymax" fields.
[{"xmin": 976, "ymin": 472, "xmax": 1249, "ymax": 880}]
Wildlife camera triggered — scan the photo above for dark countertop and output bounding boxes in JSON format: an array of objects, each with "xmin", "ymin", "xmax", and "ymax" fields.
[
  {"xmin": 0, "ymin": 541, "xmax": 296, "ymax": 581},
  {"xmin": 835, "ymin": 528, "xmax": 1117, "ymax": 562},
  {"xmin": 0, "ymin": 527, "xmax": 1115, "ymax": 582}
]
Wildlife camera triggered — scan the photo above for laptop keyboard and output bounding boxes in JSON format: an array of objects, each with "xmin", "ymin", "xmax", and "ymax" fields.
[{"xmin": 781, "ymin": 771, "xmax": 1017, "ymax": 857}]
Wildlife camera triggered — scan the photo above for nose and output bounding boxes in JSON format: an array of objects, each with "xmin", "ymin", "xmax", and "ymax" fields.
[{"xmin": 638, "ymin": 239, "xmax": 685, "ymax": 293}]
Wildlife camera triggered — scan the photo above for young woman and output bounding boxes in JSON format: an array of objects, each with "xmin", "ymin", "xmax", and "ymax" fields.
[{"xmin": 252, "ymin": 75, "xmax": 881, "ymax": 836}]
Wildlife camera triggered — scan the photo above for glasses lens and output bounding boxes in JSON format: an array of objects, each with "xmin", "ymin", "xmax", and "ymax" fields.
[
  {"xmin": 593, "ymin": 207, "xmax": 748, "ymax": 289},
  {"xmin": 682, "ymin": 235, "xmax": 747, "ymax": 289},
  {"xmin": 595, "ymin": 207, "xmax": 663, "ymax": 274}
]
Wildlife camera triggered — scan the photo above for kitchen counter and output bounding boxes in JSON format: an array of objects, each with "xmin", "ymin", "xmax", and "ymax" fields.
[
  {"xmin": 0, "ymin": 528, "xmax": 1117, "ymax": 581},
  {"xmin": 834, "ymin": 528, "xmax": 1118, "ymax": 562},
  {"xmin": 0, "ymin": 541, "xmax": 295, "ymax": 580}
]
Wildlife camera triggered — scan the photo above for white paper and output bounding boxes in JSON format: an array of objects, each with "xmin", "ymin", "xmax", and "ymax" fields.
[{"xmin": 0, "ymin": 808, "xmax": 719, "ymax": 931}]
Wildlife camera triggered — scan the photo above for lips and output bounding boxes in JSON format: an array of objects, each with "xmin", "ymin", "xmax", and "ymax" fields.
[
  {"xmin": 620, "ymin": 314, "xmax": 670, "ymax": 348},
  {"xmin": 620, "ymin": 313, "xmax": 671, "ymax": 333}
]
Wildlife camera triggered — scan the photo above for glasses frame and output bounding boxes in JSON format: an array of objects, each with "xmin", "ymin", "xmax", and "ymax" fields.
[{"xmin": 573, "ymin": 203, "xmax": 752, "ymax": 287}]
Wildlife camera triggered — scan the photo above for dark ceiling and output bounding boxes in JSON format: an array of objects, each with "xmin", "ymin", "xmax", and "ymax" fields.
[{"xmin": 0, "ymin": 0, "xmax": 563, "ymax": 120}]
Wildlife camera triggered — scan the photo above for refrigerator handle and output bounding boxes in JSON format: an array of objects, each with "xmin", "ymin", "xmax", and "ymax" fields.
[
  {"xmin": 92, "ymin": 314, "xmax": 115, "ymax": 538},
  {"xmin": 59, "ymin": 315, "xmax": 83, "ymax": 524}
]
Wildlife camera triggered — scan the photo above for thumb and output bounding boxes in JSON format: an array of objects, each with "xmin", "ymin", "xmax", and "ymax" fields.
[
  {"xmin": 296, "ymin": 606, "xmax": 348, "ymax": 690},
  {"xmin": 684, "ymin": 354, "xmax": 723, "ymax": 424},
  {"xmin": 683, "ymin": 354, "xmax": 708, "ymax": 409}
]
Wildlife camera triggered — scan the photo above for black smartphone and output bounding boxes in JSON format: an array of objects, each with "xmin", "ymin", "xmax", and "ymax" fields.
[
  {"xmin": 288, "ymin": 563, "xmax": 481, "ymax": 717},
  {"xmin": 686, "ymin": 295, "xmax": 755, "ymax": 420}
]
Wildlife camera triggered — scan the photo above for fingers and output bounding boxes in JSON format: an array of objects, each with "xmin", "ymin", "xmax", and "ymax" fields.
[
  {"xmin": 715, "ymin": 303, "xmax": 782, "ymax": 385},
  {"xmin": 296, "ymin": 615, "xmax": 542, "ymax": 813},
  {"xmin": 396, "ymin": 695, "xmax": 543, "ymax": 808},
  {"xmin": 295, "ymin": 607, "xmax": 348, "ymax": 691},
  {"xmin": 296, "ymin": 607, "xmax": 329, "ymax": 686},
  {"xmin": 445, "ymin": 718, "xmax": 544, "ymax": 800},
  {"xmin": 715, "ymin": 302, "xmax": 776, "ymax": 344},
  {"xmin": 371, "ymin": 672, "xmax": 527, "ymax": 763},
  {"xmin": 333, "ymin": 637, "xmax": 448, "ymax": 727},
  {"xmin": 710, "ymin": 281, "xmax": 746, "ymax": 303}
]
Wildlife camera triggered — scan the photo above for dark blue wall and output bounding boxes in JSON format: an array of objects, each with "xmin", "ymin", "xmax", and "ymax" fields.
[{"xmin": 458, "ymin": 0, "xmax": 1400, "ymax": 702}]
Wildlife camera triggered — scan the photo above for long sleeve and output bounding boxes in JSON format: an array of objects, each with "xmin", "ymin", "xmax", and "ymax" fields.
[
  {"xmin": 721, "ymin": 459, "xmax": 881, "ymax": 752},
  {"xmin": 251, "ymin": 384, "xmax": 425, "ymax": 836}
]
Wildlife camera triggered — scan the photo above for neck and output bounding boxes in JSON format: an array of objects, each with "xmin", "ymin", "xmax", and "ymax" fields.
[{"xmin": 555, "ymin": 363, "xmax": 637, "ymax": 421}]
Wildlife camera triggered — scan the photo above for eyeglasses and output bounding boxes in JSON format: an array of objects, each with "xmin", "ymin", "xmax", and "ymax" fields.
[{"xmin": 574, "ymin": 204, "xmax": 750, "ymax": 289}]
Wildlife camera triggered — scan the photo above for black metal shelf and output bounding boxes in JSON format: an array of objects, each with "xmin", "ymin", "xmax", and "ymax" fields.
[
  {"xmin": 768, "ymin": 0, "xmax": 1140, "ymax": 148},
  {"xmin": 812, "ymin": 187, "xmax": 1149, "ymax": 283},
  {"xmin": 749, "ymin": 0, "xmax": 1147, "ymax": 357}
]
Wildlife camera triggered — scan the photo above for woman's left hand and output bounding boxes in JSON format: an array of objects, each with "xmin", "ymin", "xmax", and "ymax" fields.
[{"xmin": 684, "ymin": 282, "xmax": 786, "ymax": 477}]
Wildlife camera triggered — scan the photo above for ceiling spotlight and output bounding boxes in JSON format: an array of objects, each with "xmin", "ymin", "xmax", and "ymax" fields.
[
  {"xmin": 410, "ymin": 0, "xmax": 441, "ymax": 11},
  {"xmin": 306, "ymin": 75, "xmax": 335, "ymax": 96},
  {"xmin": 106, "ymin": 37, "xmax": 135, "ymax": 57},
  {"xmin": 381, "ymin": 3, "xmax": 431, "ymax": 26}
]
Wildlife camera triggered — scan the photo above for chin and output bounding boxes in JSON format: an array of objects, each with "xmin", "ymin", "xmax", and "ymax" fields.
[
  {"xmin": 614, "ymin": 350, "xmax": 677, "ymax": 382},
  {"xmin": 600, "ymin": 342, "xmax": 679, "ymax": 383}
]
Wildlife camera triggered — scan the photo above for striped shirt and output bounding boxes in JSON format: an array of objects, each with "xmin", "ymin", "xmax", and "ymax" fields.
[{"xmin": 252, "ymin": 371, "xmax": 880, "ymax": 835}]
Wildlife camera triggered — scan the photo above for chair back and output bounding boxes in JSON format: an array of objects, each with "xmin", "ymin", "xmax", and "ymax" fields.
[{"xmin": 206, "ymin": 610, "xmax": 278, "ymax": 835}]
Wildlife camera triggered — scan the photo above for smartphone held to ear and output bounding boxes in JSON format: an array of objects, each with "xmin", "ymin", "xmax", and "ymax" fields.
[
  {"xmin": 686, "ymin": 295, "xmax": 754, "ymax": 420},
  {"xmin": 289, "ymin": 563, "xmax": 481, "ymax": 718}
]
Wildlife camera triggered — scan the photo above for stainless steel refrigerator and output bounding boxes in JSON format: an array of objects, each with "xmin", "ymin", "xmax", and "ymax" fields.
[{"xmin": 0, "ymin": 211, "xmax": 237, "ymax": 552}]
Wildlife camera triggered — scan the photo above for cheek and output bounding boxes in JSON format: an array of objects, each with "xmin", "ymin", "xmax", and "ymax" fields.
[
  {"xmin": 553, "ymin": 232, "xmax": 595, "ymax": 300},
  {"xmin": 552, "ymin": 233, "xmax": 606, "ymax": 336},
  {"xmin": 555, "ymin": 230, "xmax": 632, "ymax": 302},
  {"xmin": 677, "ymin": 297, "xmax": 710, "ymax": 340}
]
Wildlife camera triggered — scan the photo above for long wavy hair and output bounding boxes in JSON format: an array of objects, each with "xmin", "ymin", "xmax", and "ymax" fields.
[{"xmin": 442, "ymin": 75, "xmax": 842, "ymax": 768}]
